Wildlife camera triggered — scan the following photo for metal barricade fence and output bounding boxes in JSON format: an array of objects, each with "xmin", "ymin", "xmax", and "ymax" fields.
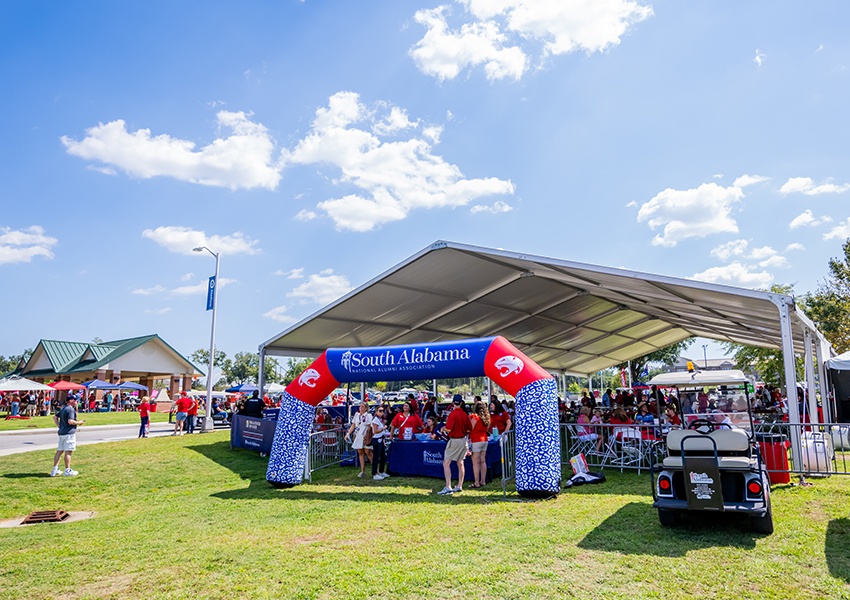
[
  {"xmin": 558, "ymin": 420, "xmax": 850, "ymax": 477},
  {"xmin": 304, "ymin": 426, "xmax": 350, "ymax": 483},
  {"xmin": 500, "ymin": 429, "xmax": 516, "ymax": 498},
  {"xmin": 752, "ymin": 422, "xmax": 850, "ymax": 476}
]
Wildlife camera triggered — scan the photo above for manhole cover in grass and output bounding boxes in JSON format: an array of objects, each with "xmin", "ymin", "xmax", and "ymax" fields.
[
  {"xmin": 0, "ymin": 511, "xmax": 96, "ymax": 528},
  {"xmin": 22, "ymin": 510, "xmax": 70, "ymax": 524}
]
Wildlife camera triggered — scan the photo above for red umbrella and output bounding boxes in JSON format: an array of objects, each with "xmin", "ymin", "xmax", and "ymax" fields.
[{"xmin": 48, "ymin": 381, "xmax": 86, "ymax": 390}]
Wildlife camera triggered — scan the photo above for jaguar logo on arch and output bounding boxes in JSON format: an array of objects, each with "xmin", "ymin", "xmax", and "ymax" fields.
[
  {"xmin": 494, "ymin": 356, "xmax": 524, "ymax": 378},
  {"xmin": 298, "ymin": 368, "xmax": 321, "ymax": 388}
]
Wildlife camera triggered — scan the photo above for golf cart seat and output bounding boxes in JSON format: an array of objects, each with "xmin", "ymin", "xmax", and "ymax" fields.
[{"xmin": 663, "ymin": 428, "xmax": 753, "ymax": 469}]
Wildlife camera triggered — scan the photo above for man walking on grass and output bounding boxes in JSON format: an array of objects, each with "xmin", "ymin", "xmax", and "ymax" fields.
[
  {"xmin": 51, "ymin": 396, "xmax": 84, "ymax": 477},
  {"xmin": 438, "ymin": 395, "xmax": 471, "ymax": 496}
]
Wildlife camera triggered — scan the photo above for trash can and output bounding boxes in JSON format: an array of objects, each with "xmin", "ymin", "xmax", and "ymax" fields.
[{"xmin": 756, "ymin": 433, "xmax": 790, "ymax": 484}]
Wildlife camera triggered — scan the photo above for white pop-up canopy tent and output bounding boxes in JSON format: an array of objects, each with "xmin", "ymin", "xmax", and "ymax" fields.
[
  {"xmin": 257, "ymin": 241, "xmax": 836, "ymax": 457},
  {"xmin": 0, "ymin": 376, "xmax": 54, "ymax": 392},
  {"xmin": 826, "ymin": 350, "xmax": 850, "ymax": 423}
]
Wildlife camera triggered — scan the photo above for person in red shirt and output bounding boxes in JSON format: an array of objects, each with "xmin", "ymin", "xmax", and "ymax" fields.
[
  {"xmin": 172, "ymin": 393, "xmax": 194, "ymax": 436},
  {"xmin": 391, "ymin": 401, "xmax": 423, "ymax": 440},
  {"xmin": 488, "ymin": 396, "xmax": 512, "ymax": 434},
  {"xmin": 138, "ymin": 396, "xmax": 151, "ymax": 438},
  {"xmin": 665, "ymin": 406, "xmax": 682, "ymax": 427},
  {"xmin": 186, "ymin": 395, "xmax": 199, "ymax": 434},
  {"xmin": 438, "ymin": 395, "xmax": 471, "ymax": 495},
  {"xmin": 406, "ymin": 394, "xmax": 419, "ymax": 417},
  {"xmin": 468, "ymin": 400, "xmax": 491, "ymax": 488}
]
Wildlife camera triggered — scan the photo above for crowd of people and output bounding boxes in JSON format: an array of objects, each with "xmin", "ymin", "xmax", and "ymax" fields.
[{"xmin": 331, "ymin": 392, "xmax": 513, "ymax": 493}]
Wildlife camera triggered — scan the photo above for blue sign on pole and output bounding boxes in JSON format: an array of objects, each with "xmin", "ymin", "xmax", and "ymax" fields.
[{"xmin": 206, "ymin": 276, "xmax": 216, "ymax": 311}]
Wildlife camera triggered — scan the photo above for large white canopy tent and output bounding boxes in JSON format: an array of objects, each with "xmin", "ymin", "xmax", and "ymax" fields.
[{"xmin": 258, "ymin": 241, "xmax": 836, "ymax": 460}]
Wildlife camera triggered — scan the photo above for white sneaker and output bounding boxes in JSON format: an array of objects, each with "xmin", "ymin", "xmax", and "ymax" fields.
[
  {"xmin": 452, "ymin": 485, "xmax": 463, "ymax": 493},
  {"xmin": 171, "ymin": 433, "xmax": 177, "ymax": 436},
  {"xmin": 63, "ymin": 469, "xmax": 78, "ymax": 477},
  {"xmin": 357, "ymin": 472, "xmax": 364, "ymax": 478},
  {"xmin": 437, "ymin": 486, "xmax": 454, "ymax": 495},
  {"xmin": 50, "ymin": 467, "xmax": 60, "ymax": 477},
  {"xmin": 373, "ymin": 474, "xmax": 383, "ymax": 480},
  {"xmin": 379, "ymin": 473, "xmax": 390, "ymax": 479}
]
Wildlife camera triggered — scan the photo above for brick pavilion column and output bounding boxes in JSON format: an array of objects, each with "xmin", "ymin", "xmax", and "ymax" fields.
[
  {"xmin": 169, "ymin": 375, "xmax": 181, "ymax": 401},
  {"xmin": 95, "ymin": 369, "xmax": 108, "ymax": 401},
  {"xmin": 182, "ymin": 375, "xmax": 192, "ymax": 393}
]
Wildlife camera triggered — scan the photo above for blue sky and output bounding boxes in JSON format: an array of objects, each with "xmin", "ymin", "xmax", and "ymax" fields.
[{"xmin": 2, "ymin": 1, "xmax": 849, "ymax": 370}]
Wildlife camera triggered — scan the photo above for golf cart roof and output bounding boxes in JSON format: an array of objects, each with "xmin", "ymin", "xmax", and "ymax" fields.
[{"xmin": 647, "ymin": 370, "xmax": 752, "ymax": 388}]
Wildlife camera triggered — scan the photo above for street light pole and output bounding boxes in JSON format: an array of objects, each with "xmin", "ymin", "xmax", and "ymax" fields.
[
  {"xmin": 194, "ymin": 246, "xmax": 219, "ymax": 433},
  {"xmin": 702, "ymin": 344, "xmax": 708, "ymax": 369}
]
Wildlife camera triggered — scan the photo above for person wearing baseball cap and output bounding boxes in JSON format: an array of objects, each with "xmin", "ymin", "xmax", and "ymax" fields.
[{"xmin": 437, "ymin": 395, "xmax": 471, "ymax": 495}]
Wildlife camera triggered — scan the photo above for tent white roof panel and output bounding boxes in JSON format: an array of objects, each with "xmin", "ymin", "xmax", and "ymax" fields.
[
  {"xmin": 262, "ymin": 241, "xmax": 825, "ymax": 375},
  {"xmin": 826, "ymin": 350, "xmax": 850, "ymax": 371}
]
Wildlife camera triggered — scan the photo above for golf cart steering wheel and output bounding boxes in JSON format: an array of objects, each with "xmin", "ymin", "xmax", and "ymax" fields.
[{"xmin": 688, "ymin": 418, "xmax": 716, "ymax": 433}]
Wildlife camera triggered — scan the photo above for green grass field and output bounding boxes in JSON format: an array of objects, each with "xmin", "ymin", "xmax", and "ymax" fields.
[
  {"xmin": 0, "ymin": 433, "xmax": 848, "ymax": 600},
  {"xmin": 0, "ymin": 411, "xmax": 173, "ymax": 431}
]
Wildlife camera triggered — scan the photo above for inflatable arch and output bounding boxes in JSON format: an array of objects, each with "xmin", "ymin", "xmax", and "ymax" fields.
[{"xmin": 266, "ymin": 336, "xmax": 560, "ymax": 497}]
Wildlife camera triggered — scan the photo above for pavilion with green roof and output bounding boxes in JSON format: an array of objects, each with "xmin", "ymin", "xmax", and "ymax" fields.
[{"xmin": 6, "ymin": 334, "xmax": 203, "ymax": 401}]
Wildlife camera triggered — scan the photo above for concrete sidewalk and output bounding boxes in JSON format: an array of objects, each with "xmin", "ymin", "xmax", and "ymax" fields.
[{"xmin": 0, "ymin": 422, "xmax": 159, "ymax": 436}]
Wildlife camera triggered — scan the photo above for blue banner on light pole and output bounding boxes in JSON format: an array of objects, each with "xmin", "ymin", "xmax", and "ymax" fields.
[{"xmin": 206, "ymin": 276, "xmax": 216, "ymax": 311}]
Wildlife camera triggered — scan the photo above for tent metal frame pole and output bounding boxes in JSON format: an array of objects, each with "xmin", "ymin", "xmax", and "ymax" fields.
[
  {"xmin": 815, "ymin": 337, "xmax": 831, "ymax": 422},
  {"xmin": 773, "ymin": 296, "xmax": 803, "ymax": 469},
  {"xmin": 433, "ymin": 378, "xmax": 437, "ymax": 399},
  {"xmin": 803, "ymin": 328, "xmax": 818, "ymax": 424}
]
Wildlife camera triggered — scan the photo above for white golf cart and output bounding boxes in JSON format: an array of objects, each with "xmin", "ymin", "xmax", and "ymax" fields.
[{"xmin": 648, "ymin": 370, "xmax": 774, "ymax": 534}]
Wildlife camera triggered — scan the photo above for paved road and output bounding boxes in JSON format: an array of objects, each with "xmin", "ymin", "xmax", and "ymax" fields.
[{"xmin": 0, "ymin": 422, "xmax": 180, "ymax": 456}]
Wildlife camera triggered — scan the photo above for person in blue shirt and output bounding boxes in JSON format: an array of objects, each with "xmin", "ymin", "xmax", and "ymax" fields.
[
  {"xmin": 601, "ymin": 388, "xmax": 613, "ymax": 408},
  {"xmin": 634, "ymin": 402, "xmax": 655, "ymax": 425}
]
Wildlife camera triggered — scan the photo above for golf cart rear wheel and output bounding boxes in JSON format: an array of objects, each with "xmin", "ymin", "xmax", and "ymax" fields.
[
  {"xmin": 751, "ymin": 506, "xmax": 774, "ymax": 534},
  {"xmin": 658, "ymin": 508, "xmax": 678, "ymax": 528}
]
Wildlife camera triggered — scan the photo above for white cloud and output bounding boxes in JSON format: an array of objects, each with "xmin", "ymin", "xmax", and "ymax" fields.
[
  {"xmin": 470, "ymin": 200, "xmax": 513, "ymax": 214},
  {"xmin": 87, "ymin": 165, "xmax": 116, "ymax": 176},
  {"xmin": 410, "ymin": 6, "xmax": 527, "ymax": 82},
  {"xmin": 785, "ymin": 243, "xmax": 805, "ymax": 252},
  {"xmin": 780, "ymin": 177, "xmax": 850, "ymax": 196},
  {"xmin": 132, "ymin": 285, "xmax": 166, "ymax": 295},
  {"xmin": 170, "ymin": 278, "xmax": 235, "ymax": 296},
  {"xmin": 637, "ymin": 182, "xmax": 743, "ymax": 246},
  {"xmin": 732, "ymin": 174, "xmax": 769, "ymax": 187},
  {"xmin": 133, "ymin": 279, "xmax": 234, "ymax": 296},
  {"xmin": 141, "ymin": 226, "xmax": 260, "ymax": 256},
  {"xmin": 179, "ymin": 273, "xmax": 194, "ymax": 282},
  {"xmin": 286, "ymin": 92, "xmax": 514, "ymax": 231},
  {"xmin": 144, "ymin": 308, "xmax": 172, "ymax": 315},
  {"xmin": 690, "ymin": 262, "xmax": 773, "ymax": 289},
  {"xmin": 263, "ymin": 305, "xmax": 298, "ymax": 324},
  {"xmin": 275, "ymin": 268, "xmax": 305, "ymax": 279},
  {"xmin": 713, "ymin": 174, "xmax": 723, "ymax": 179},
  {"xmin": 758, "ymin": 255, "xmax": 788, "ymax": 268},
  {"xmin": 294, "ymin": 209, "xmax": 317, "ymax": 221},
  {"xmin": 410, "ymin": 1, "xmax": 651, "ymax": 81},
  {"xmin": 61, "ymin": 110, "xmax": 281, "ymax": 190},
  {"xmin": 372, "ymin": 106, "xmax": 418, "ymax": 136},
  {"xmin": 747, "ymin": 245, "xmax": 776, "ymax": 261},
  {"xmin": 789, "ymin": 209, "xmax": 832, "ymax": 229},
  {"xmin": 754, "ymin": 49, "xmax": 765, "ymax": 66},
  {"xmin": 710, "ymin": 239, "xmax": 748, "ymax": 261},
  {"xmin": 824, "ymin": 218, "xmax": 850, "ymax": 241},
  {"xmin": 816, "ymin": 44, "xmax": 824, "ymax": 52},
  {"xmin": 0, "ymin": 226, "xmax": 58, "ymax": 266},
  {"xmin": 625, "ymin": 200, "xmax": 637, "ymax": 208},
  {"xmin": 287, "ymin": 269, "xmax": 352, "ymax": 305}
]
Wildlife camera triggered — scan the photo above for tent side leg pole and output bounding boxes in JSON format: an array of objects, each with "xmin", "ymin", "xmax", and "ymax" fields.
[
  {"xmin": 774, "ymin": 296, "xmax": 803, "ymax": 471},
  {"xmin": 815, "ymin": 337, "xmax": 831, "ymax": 423},
  {"xmin": 804, "ymin": 329, "xmax": 818, "ymax": 425}
]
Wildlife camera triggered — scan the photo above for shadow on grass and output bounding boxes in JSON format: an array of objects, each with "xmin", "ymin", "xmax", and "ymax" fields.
[
  {"xmin": 578, "ymin": 502, "xmax": 758, "ymax": 556},
  {"xmin": 825, "ymin": 517, "xmax": 850, "ymax": 582},
  {"xmin": 187, "ymin": 440, "xmax": 477, "ymax": 503},
  {"xmin": 1, "ymin": 472, "xmax": 51, "ymax": 479}
]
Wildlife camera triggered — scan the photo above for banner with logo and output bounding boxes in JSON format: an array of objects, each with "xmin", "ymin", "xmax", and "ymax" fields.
[{"xmin": 283, "ymin": 336, "xmax": 552, "ymax": 406}]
